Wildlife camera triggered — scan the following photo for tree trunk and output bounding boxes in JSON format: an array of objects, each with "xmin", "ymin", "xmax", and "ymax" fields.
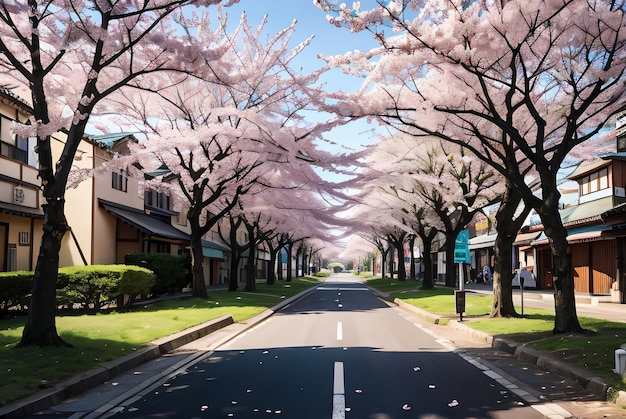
[
  {"xmin": 409, "ymin": 235, "xmax": 416, "ymax": 280},
  {"xmin": 278, "ymin": 249, "xmax": 284, "ymax": 281},
  {"xmin": 245, "ymin": 246, "xmax": 257, "ymax": 292},
  {"xmin": 286, "ymin": 243, "xmax": 293, "ymax": 281},
  {"xmin": 491, "ymin": 231, "xmax": 517, "ymax": 318},
  {"xmin": 228, "ymin": 225, "xmax": 240, "ymax": 291},
  {"xmin": 491, "ymin": 180, "xmax": 528, "ymax": 318},
  {"xmin": 445, "ymin": 240, "xmax": 457, "ymax": 288},
  {"xmin": 544, "ymin": 214, "xmax": 584, "ymax": 333},
  {"xmin": 189, "ymin": 229, "xmax": 208, "ymax": 299},
  {"xmin": 267, "ymin": 247, "xmax": 277, "ymax": 285},
  {"xmin": 304, "ymin": 251, "xmax": 310, "ymax": 276},
  {"xmin": 18, "ymin": 200, "xmax": 71, "ymax": 347},
  {"xmin": 380, "ymin": 248, "xmax": 387, "ymax": 279},
  {"xmin": 229, "ymin": 250, "xmax": 240, "ymax": 291},
  {"xmin": 421, "ymin": 239, "xmax": 434, "ymax": 289},
  {"xmin": 388, "ymin": 245, "xmax": 394, "ymax": 278},
  {"xmin": 396, "ymin": 242, "xmax": 406, "ymax": 281}
]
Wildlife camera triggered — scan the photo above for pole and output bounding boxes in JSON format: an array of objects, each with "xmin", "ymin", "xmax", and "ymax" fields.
[
  {"xmin": 519, "ymin": 278, "xmax": 524, "ymax": 316},
  {"xmin": 458, "ymin": 262, "xmax": 464, "ymax": 321}
]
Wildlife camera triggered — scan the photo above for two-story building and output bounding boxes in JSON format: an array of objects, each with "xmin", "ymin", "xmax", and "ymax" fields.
[
  {"xmin": 0, "ymin": 87, "xmax": 233, "ymax": 289},
  {"xmin": 0, "ymin": 88, "xmax": 42, "ymax": 272},
  {"xmin": 514, "ymin": 121, "xmax": 626, "ymax": 303}
]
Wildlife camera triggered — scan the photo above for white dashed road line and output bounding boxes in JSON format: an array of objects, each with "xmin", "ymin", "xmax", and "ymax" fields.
[{"xmin": 332, "ymin": 362, "xmax": 346, "ymax": 419}]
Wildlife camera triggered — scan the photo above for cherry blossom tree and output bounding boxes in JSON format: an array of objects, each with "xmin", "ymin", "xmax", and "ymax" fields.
[
  {"xmin": 213, "ymin": 143, "xmax": 354, "ymax": 289},
  {"xmin": 347, "ymin": 182, "xmax": 411, "ymax": 279},
  {"xmin": 359, "ymin": 132, "xmax": 502, "ymax": 286},
  {"xmin": 358, "ymin": 230, "xmax": 392, "ymax": 278},
  {"xmin": 0, "ymin": 0, "xmax": 239, "ymax": 347},
  {"xmin": 339, "ymin": 235, "xmax": 378, "ymax": 274},
  {"xmin": 116, "ymin": 13, "xmax": 356, "ymax": 297},
  {"xmin": 315, "ymin": 0, "xmax": 626, "ymax": 333}
]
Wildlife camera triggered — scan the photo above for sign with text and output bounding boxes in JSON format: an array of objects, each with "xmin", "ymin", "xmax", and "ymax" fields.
[{"xmin": 453, "ymin": 229, "xmax": 471, "ymax": 263}]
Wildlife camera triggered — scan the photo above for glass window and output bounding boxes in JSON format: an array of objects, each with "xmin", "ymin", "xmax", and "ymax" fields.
[
  {"xmin": 589, "ymin": 172, "xmax": 598, "ymax": 192},
  {"xmin": 112, "ymin": 170, "xmax": 128, "ymax": 192},
  {"xmin": 0, "ymin": 116, "xmax": 14, "ymax": 145},
  {"xmin": 599, "ymin": 168, "xmax": 609, "ymax": 190},
  {"xmin": 581, "ymin": 176, "xmax": 590, "ymax": 195}
]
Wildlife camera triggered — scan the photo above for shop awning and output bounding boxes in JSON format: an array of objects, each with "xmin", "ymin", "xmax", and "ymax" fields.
[
  {"xmin": 0, "ymin": 201, "xmax": 44, "ymax": 218},
  {"xmin": 566, "ymin": 226, "xmax": 610, "ymax": 243},
  {"xmin": 513, "ymin": 231, "xmax": 541, "ymax": 246},
  {"xmin": 100, "ymin": 201, "xmax": 190, "ymax": 242},
  {"xmin": 469, "ymin": 234, "xmax": 496, "ymax": 250},
  {"xmin": 567, "ymin": 231, "xmax": 603, "ymax": 243},
  {"xmin": 527, "ymin": 228, "xmax": 608, "ymax": 246},
  {"xmin": 530, "ymin": 232, "xmax": 549, "ymax": 246},
  {"xmin": 562, "ymin": 196, "xmax": 613, "ymax": 225},
  {"xmin": 202, "ymin": 239, "xmax": 230, "ymax": 259}
]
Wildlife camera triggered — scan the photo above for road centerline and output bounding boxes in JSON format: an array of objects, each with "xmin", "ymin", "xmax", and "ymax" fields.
[
  {"xmin": 333, "ymin": 361, "xmax": 345, "ymax": 419},
  {"xmin": 337, "ymin": 321, "xmax": 343, "ymax": 341}
]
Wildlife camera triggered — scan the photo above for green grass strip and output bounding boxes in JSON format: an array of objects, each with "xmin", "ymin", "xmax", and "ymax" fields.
[{"xmin": 0, "ymin": 277, "xmax": 319, "ymax": 407}]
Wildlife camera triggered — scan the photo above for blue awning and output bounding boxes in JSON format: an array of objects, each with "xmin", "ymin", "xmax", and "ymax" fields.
[{"xmin": 201, "ymin": 239, "xmax": 230, "ymax": 260}]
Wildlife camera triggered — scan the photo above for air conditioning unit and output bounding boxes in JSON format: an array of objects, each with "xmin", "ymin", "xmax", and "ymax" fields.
[{"xmin": 615, "ymin": 187, "xmax": 626, "ymax": 197}]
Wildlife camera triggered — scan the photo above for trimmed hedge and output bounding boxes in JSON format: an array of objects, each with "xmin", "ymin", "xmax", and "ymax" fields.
[
  {"xmin": 0, "ymin": 265, "xmax": 155, "ymax": 313},
  {"xmin": 125, "ymin": 252, "xmax": 190, "ymax": 295},
  {"xmin": 315, "ymin": 271, "xmax": 331, "ymax": 277},
  {"xmin": 0, "ymin": 271, "xmax": 32, "ymax": 315},
  {"xmin": 57, "ymin": 265, "xmax": 155, "ymax": 309}
]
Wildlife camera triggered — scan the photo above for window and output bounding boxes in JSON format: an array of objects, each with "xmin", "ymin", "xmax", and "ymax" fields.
[
  {"xmin": 599, "ymin": 168, "xmax": 609, "ymax": 189},
  {"xmin": 18, "ymin": 232, "xmax": 30, "ymax": 246},
  {"xmin": 144, "ymin": 189, "xmax": 169, "ymax": 210},
  {"xmin": 0, "ymin": 116, "xmax": 28, "ymax": 164},
  {"xmin": 589, "ymin": 172, "xmax": 599, "ymax": 192},
  {"xmin": 112, "ymin": 170, "xmax": 128, "ymax": 192},
  {"xmin": 580, "ymin": 168, "xmax": 609, "ymax": 196}
]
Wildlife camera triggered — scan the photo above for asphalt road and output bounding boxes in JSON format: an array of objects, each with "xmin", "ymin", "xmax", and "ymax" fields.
[{"xmin": 105, "ymin": 275, "xmax": 547, "ymax": 418}]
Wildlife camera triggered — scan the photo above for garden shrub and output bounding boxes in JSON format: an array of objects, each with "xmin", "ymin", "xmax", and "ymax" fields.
[
  {"xmin": 125, "ymin": 252, "xmax": 190, "ymax": 295},
  {"xmin": 0, "ymin": 271, "xmax": 32, "ymax": 315},
  {"xmin": 0, "ymin": 266, "xmax": 154, "ymax": 312},
  {"xmin": 57, "ymin": 265, "xmax": 155, "ymax": 309}
]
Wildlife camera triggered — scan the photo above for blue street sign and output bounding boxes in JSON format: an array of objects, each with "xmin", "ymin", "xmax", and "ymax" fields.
[{"xmin": 454, "ymin": 229, "xmax": 471, "ymax": 263}]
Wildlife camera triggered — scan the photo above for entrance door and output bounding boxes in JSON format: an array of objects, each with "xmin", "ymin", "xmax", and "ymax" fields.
[{"xmin": 0, "ymin": 223, "xmax": 7, "ymax": 271}]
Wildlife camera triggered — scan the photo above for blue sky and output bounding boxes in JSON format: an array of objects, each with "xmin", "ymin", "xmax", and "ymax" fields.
[
  {"xmin": 220, "ymin": 1, "xmax": 382, "ymax": 177},
  {"xmin": 223, "ymin": 0, "xmax": 378, "ymax": 77}
]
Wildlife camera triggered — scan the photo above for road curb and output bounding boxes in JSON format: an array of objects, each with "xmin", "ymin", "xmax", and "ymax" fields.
[
  {"xmin": 401, "ymin": 305, "xmax": 613, "ymax": 401},
  {"xmin": 0, "ymin": 285, "xmax": 319, "ymax": 419},
  {"xmin": 348, "ymin": 284, "xmax": 616, "ymax": 402}
]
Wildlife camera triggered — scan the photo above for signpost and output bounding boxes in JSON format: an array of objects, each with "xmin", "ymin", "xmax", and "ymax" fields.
[{"xmin": 454, "ymin": 230, "xmax": 470, "ymax": 321}]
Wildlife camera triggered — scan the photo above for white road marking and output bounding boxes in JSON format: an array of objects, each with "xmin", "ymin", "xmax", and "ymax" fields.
[
  {"xmin": 332, "ymin": 362, "xmax": 345, "ymax": 419},
  {"xmin": 337, "ymin": 322, "xmax": 343, "ymax": 341}
]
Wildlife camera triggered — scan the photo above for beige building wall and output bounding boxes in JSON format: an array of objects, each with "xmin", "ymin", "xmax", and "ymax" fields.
[
  {"xmin": 49, "ymin": 133, "xmax": 96, "ymax": 268},
  {"xmin": 0, "ymin": 95, "xmax": 43, "ymax": 272},
  {"xmin": 92, "ymin": 140, "xmax": 145, "ymax": 264},
  {"xmin": 0, "ymin": 213, "xmax": 42, "ymax": 271}
]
